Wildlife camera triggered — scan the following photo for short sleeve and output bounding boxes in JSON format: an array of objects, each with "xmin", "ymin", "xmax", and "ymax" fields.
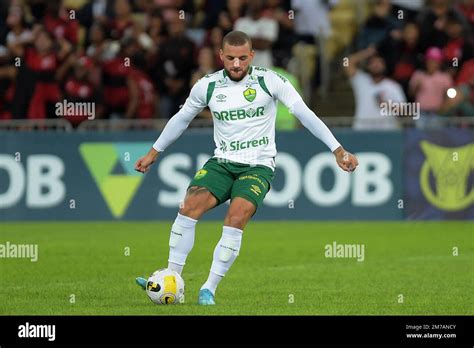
[
  {"xmin": 269, "ymin": 71, "xmax": 302, "ymax": 108},
  {"xmin": 350, "ymin": 70, "xmax": 369, "ymax": 89},
  {"xmin": 408, "ymin": 71, "xmax": 421, "ymax": 91},
  {"xmin": 386, "ymin": 81, "xmax": 407, "ymax": 103}
]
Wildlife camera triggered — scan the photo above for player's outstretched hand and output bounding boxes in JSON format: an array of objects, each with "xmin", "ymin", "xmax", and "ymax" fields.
[
  {"xmin": 134, "ymin": 148, "xmax": 160, "ymax": 173},
  {"xmin": 334, "ymin": 146, "xmax": 358, "ymax": 172}
]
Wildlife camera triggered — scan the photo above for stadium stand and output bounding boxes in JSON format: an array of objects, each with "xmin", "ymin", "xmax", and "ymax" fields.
[{"xmin": 0, "ymin": 0, "xmax": 472, "ymax": 130}]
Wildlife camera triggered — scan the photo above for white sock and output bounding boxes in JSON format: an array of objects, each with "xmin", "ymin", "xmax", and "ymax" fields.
[
  {"xmin": 167, "ymin": 213, "xmax": 197, "ymax": 275},
  {"xmin": 200, "ymin": 271, "xmax": 223, "ymax": 295},
  {"xmin": 168, "ymin": 262, "xmax": 184, "ymax": 275},
  {"xmin": 201, "ymin": 226, "xmax": 243, "ymax": 295}
]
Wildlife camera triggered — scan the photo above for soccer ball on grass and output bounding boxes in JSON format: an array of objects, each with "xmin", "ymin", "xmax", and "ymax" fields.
[{"xmin": 145, "ymin": 269, "xmax": 185, "ymax": 304}]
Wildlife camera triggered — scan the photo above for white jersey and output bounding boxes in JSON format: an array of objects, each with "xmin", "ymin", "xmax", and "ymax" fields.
[
  {"xmin": 153, "ymin": 65, "xmax": 341, "ymax": 170},
  {"xmin": 182, "ymin": 66, "xmax": 302, "ymax": 170}
]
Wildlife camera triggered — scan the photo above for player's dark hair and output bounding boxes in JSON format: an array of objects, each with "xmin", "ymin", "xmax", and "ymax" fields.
[{"xmin": 222, "ymin": 31, "xmax": 252, "ymax": 50}]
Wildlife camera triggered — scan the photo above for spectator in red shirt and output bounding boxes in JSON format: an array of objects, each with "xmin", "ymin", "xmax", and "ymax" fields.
[
  {"xmin": 417, "ymin": 0, "xmax": 469, "ymax": 54},
  {"xmin": 378, "ymin": 22, "xmax": 423, "ymax": 98},
  {"xmin": 0, "ymin": 4, "xmax": 32, "ymax": 119},
  {"xmin": 457, "ymin": 0, "xmax": 474, "ymax": 29},
  {"xmin": 10, "ymin": 27, "xmax": 72, "ymax": 119},
  {"xmin": 101, "ymin": 46, "xmax": 135, "ymax": 118},
  {"xmin": 43, "ymin": 1, "xmax": 79, "ymax": 45},
  {"xmin": 102, "ymin": 37, "xmax": 155, "ymax": 119},
  {"xmin": 108, "ymin": 0, "xmax": 135, "ymax": 40},
  {"xmin": 443, "ymin": 12, "xmax": 473, "ymax": 71},
  {"xmin": 130, "ymin": 67, "xmax": 157, "ymax": 119},
  {"xmin": 0, "ymin": 64, "xmax": 15, "ymax": 119},
  {"xmin": 57, "ymin": 54, "xmax": 103, "ymax": 127}
]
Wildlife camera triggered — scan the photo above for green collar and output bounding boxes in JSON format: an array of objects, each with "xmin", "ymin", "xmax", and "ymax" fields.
[{"xmin": 223, "ymin": 65, "xmax": 253, "ymax": 78}]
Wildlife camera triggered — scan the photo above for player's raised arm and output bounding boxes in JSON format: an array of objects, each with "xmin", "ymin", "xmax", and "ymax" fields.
[
  {"xmin": 270, "ymin": 71, "xmax": 358, "ymax": 172},
  {"xmin": 134, "ymin": 79, "xmax": 207, "ymax": 173}
]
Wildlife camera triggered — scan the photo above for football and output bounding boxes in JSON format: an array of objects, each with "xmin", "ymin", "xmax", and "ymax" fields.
[{"xmin": 145, "ymin": 269, "xmax": 185, "ymax": 305}]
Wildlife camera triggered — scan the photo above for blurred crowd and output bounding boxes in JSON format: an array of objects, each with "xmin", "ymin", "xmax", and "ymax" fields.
[
  {"xmin": 346, "ymin": 0, "xmax": 473, "ymax": 129},
  {"xmin": 0, "ymin": 0, "xmax": 472, "ymax": 129},
  {"xmin": 0, "ymin": 0, "xmax": 302, "ymax": 127}
]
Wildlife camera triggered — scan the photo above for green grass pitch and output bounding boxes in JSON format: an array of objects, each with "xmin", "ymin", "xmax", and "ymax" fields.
[{"xmin": 0, "ymin": 221, "xmax": 472, "ymax": 315}]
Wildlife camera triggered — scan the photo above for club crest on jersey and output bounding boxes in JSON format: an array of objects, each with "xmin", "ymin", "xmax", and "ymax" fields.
[{"xmin": 243, "ymin": 88, "xmax": 256, "ymax": 102}]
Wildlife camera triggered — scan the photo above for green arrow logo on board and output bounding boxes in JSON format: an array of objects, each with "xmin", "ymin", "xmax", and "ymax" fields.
[{"xmin": 79, "ymin": 142, "xmax": 150, "ymax": 218}]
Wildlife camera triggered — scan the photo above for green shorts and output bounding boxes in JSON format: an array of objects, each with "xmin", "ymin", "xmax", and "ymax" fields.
[{"xmin": 188, "ymin": 157, "xmax": 275, "ymax": 209}]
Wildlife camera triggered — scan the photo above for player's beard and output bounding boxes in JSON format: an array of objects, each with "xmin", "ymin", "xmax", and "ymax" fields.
[{"xmin": 225, "ymin": 66, "xmax": 249, "ymax": 82}]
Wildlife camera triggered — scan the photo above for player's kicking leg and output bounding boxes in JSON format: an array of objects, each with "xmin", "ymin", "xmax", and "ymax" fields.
[
  {"xmin": 198, "ymin": 162, "xmax": 273, "ymax": 305},
  {"xmin": 198, "ymin": 197, "xmax": 256, "ymax": 305},
  {"xmin": 135, "ymin": 186, "xmax": 217, "ymax": 289}
]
